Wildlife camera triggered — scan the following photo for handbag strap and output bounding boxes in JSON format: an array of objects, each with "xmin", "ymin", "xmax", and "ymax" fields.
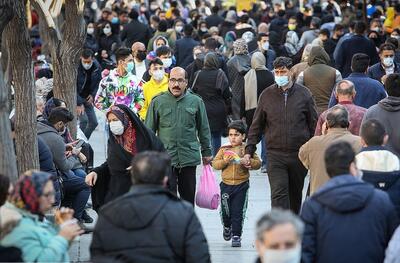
[{"xmin": 191, "ymin": 71, "xmax": 200, "ymax": 91}]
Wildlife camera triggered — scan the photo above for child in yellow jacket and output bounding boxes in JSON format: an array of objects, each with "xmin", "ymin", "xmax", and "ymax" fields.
[{"xmin": 212, "ymin": 121, "xmax": 261, "ymax": 247}]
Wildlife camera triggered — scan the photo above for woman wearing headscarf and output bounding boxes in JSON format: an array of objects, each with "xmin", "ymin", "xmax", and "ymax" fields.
[
  {"xmin": 284, "ymin": 31, "xmax": 303, "ymax": 64},
  {"xmin": 1, "ymin": 171, "xmax": 83, "ymax": 263},
  {"xmin": 192, "ymin": 52, "xmax": 232, "ymax": 156},
  {"xmin": 219, "ymin": 31, "xmax": 237, "ymax": 58},
  {"xmin": 243, "ymin": 52, "xmax": 275, "ymax": 172},
  {"xmin": 85, "ymin": 104, "xmax": 164, "ymax": 211},
  {"xmin": 226, "ymin": 38, "xmax": 251, "ymax": 120}
]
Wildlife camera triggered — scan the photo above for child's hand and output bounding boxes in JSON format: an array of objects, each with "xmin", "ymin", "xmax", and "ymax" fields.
[
  {"xmin": 223, "ymin": 155, "xmax": 234, "ymax": 163},
  {"xmin": 240, "ymin": 156, "xmax": 252, "ymax": 169}
]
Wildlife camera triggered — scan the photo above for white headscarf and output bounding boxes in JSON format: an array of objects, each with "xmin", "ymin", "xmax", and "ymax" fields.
[{"xmin": 244, "ymin": 52, "xmax": 267, "ymax": 111}]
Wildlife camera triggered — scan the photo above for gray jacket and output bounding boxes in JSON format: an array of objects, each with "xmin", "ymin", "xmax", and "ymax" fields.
[
  {"xmin": 37, "ymin": 122, "xmax": 75, "ymax": 173},
  {"xmin": 362, "ymin": 96, "xmax": 400, "ymax": 158}
]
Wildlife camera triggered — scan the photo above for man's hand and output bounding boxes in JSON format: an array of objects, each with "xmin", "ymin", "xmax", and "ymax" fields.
[
  {"xmin": 85, "ymin": 172, "xmax": 98, "ymax": 186},
  {"xmin": 202, "ymin": 156, "xmax": 213, "ymax": 165},
  {"xmin": 77, "ymin": 105, "xmax": 85, "ymax": 116},
  {"xmin": 86, "ymin": 95, "xmax": 94, "ymax": 105},
  {"xmin": 381, "ymin": 74, "xmax": 388, "ymax": 85}
]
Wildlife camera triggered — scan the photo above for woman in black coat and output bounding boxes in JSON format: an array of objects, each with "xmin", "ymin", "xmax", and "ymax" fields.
[
  {"xmin": 192, "ymin": 52, "xmax": 231, "ymax": 156},
  {"xmin": 85, "ymin": 104, "xmax": 164, "ymax": 211}
]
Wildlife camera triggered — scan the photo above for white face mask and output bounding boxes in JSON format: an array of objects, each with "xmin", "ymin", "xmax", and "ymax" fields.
[
  {"xmin": 262, "ymin": 42, "xmax": 269, "ymax": 51},
  {"xmin": 153, "ymin": 69, "xmax": 165, "ymax": 81},
  {"xmin": 87, "ymin": 28, "xmax": 94, "ymax": 35},
  {"xmin": 161, "ymin": 58, "xmax": 172, "ymax": 68},
  {"xmin": 103, "ymin": 27, "xmax": 111, "ymax": 35},
  {"xmin": 263, "ymin": 245, "xmax": 301, "ymax": 263},
  {"xmin": 383, "ymin": 57, "xmax": 394, "ymax": 67},
  {"xmin": 82, "ymin": 61, "xmax": 93, "ymax": 70},
  {"xmin": 175, "ymin": 26, "xmax": 183, "ymax": 32},
  {"xmin": 109, "ymin": 120, "xmax": 124, "ymax": 135},
  {"xmin": 391, "ymin": 35, "xmax": 400, "ymax": 40}
]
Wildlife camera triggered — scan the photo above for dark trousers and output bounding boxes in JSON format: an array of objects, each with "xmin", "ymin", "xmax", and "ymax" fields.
[
  {"xmin": 170, "ymin": 166, "xmax": 197, "ymax": 205},
  {"xmin": 267, "ymin": 152, "xmax": 307, "ymax": 214},
  {"xmin": 61, "ymin": 171, "xmax": 91, "ymax": 220},
  {"xmin": 79, "ymin": 102, "xmax": 98, "ymax": 139},
  {"xmin": 211, "ymin": 131, "xmax": 222, "ymax": 157},
  {"xmin": 220, "ymin": 181, "xmax": 249, "ymax": 237}
]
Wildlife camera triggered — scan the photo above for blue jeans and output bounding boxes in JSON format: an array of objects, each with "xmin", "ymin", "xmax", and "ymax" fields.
[
  {"xmin": 261, "ymin": 136, "xmax": 268, "ymax": 167},
  {"xmin": 61, "ymin": 171, "xmax": 90, "ymax": 220},
  {"xmin": 72, "ymin": 168, "xmax": 87, "ymax": 179},
  {"xmin": 211, "ymin": 131, "xmax": 222, "ymax": 156},
  {"xmin": 79, "ymin": 102, "xmax": 98, "ymax": 139}
]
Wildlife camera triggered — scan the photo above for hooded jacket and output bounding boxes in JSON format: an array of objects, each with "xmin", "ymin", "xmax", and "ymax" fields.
[
  {"xmin": 362, "ymin": 96, "xmax": 400, "ymax": 158},
  {"xmin": 90, "ymin": 185, "xmax": 210, "ymax": 263},
  {"xmin": 301, "ymin": 175, "xmax": 398, "ymax": 263},
  {"xmin": 297, "ymin": 46, "xmax": 341, "ymax": 115},
  {"xmin": 37, "ymin": 122, "xmax": 75, "ymax": 173}
]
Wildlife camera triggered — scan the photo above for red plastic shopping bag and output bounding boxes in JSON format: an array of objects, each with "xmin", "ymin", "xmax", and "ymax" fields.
[{"xmin": 195, "ymin": 165, "xmax": 220, "ymax": 210}]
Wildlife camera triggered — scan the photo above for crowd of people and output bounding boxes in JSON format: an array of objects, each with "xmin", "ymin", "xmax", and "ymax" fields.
[{"xmin": 1, "ymin": 0, "xmax": 400, "ymax": 262}]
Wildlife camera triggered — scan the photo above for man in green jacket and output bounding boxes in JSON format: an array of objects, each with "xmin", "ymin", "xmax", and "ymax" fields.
[{"xmin": 145, "ymin": 67, "xmax": 212, "ymax": 205}]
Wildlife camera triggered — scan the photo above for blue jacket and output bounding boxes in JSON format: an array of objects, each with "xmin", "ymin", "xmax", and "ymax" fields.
[
  {"xmin": 76, "ymin": 59, "xmax": 102, "ymax": 106},
  {"xmin": 367, "ymin": 62, "xmax": 400, "ymax": 82},
  {"xmin": 175, "ymin": 36, "xmax": 199, "ymax": 68},
  {"xmin": 0, "ymin": 210, "xmax": 70, "ymax": 263},
  {"xmin": 328, "ymin": 72, "xmax": 387, "ymax": 109},
  {"xmin": 301, "ymin": 175, "xmax": 398, "ymax": 263}
]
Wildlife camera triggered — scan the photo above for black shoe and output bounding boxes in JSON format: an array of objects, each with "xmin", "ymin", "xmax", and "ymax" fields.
[
  {"xmin": 223, "ymin": 227, "xmax": 232, "ymax": 241},
  {"xmin": 82, "ymin": 210, "xmax": 93, "ymax": 224},
  {"xmin": 231, "ymin": 236, "xmax": 241, "ymax": 247},
  {"xmin": 78, "ymin": 221, "xmax": 94, "ymax": 234}
]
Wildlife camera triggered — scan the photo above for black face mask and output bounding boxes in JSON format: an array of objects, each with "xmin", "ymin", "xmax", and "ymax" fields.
[{"xmin": 136, "ymin": 51, "xmax": 147, "ymax": 61}]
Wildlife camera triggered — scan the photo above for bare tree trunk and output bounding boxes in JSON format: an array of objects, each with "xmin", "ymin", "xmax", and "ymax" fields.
[
  {"xmin": 33, "ymin": 0, "xmax": 86, "ymax": 138},
  {"xmin": 4, "ymin": 0, "xmax": 39, "ymax": 174},
  {"xmin": 0, "ymin": 0, "xmax": 18, "ymax": 181}
]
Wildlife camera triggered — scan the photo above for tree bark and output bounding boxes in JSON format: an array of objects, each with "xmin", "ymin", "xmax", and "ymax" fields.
[
  {"xmin": 4, "ymin": 0, "xmax": 39, "ymax": 175},
  {"xmin": 33, "ymin": 0, "xmax": 86, "ymax": 137}
]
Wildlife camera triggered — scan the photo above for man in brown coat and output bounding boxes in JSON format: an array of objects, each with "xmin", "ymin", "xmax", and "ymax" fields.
[{"xmin": 299, "ymin": 105, "xmax": 362, "ymax": 194}]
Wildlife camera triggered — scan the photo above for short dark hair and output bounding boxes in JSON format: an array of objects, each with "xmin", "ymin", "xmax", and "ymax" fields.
[
  {"xmin": 184, "ymin": 24, "xmax": 194, "ymax": 36},
  {"xmin": 277, "ymin": 10, "xmax": 285, "ymax": 17},
  {"xmin": 0, "ymin": 173, "xmax": 10, "ymax": 206},
  {"xmin": 158, "ymin": 20, "xmax": 168, "ymax": 32},
  {"xmin": 148, "ymin": 58, "xmax": 163, "ymax": 68},
  {"xmin": 257, "ymin": 33, "xmax": 268, "ymax": 41},
  {"xmin": 385, "ymin": 73, "xmax": 400, "ymax": 97},
  {"xmin": 326, "ymin": 105, "xmax": 349, "ymax": 129},
  {"xmin": 204, "ymin": 37, "xmax": 219, "ymax": 50},
  {"xmin": 156, "ymin": 45, "xmax": 172, "ymax": 57},
  {"xmin": 228, "ymin": 120, "xmax": 247, "ymax": 135},
  {"xmin": 310, "ymin": 17, "xmax": 321, "ymax": 29},
  {"xmin": 360, "ymin": 119, "xmax": 386, "ymax": 146},
  {"xmin": 81, "ymin": 49, "xmax": 94, "ymax": 59},
  {"xmin": 172, "ymin": 8, "xmax": 180, "ymax": 17},
  {"xmin": 211, "ymin": 6, "xmax": 219, "ymax": 14},
  {"xmin": 129, "ymin": 9, "xmax": 139, "ymax": 20},
  {"xmin": 319, "ymin": 28, "xmax": 330, "ymax": 37},
  {"xmin": 379, "ymin": 43, "xmax": 396, "ymax": 54},
  {"xmin": 333, "ymin": 24, "xmax": 344, "ymax": 31},
  {"xmin": 150, "ymin": 15, "xmax": 160, "ymax": 23},
  {"xmin": 115, "ymin": 47, "xmax": 132, "ymax": 63},
  {"xmin": 48, "ymin": 107, "xmax": 74, "ymax": 125},
  {"xmin": 354, "ymin": 21, "xmax": 367, "ymax": 34},
  {"xmin": 130, "ymin": 151, "xmax": 171, "ymax": 185},
  {"xmin": 351, "ymin": 53, "xmax": 370, "ymax": 73},
  {"xmin": 273, "ymin": 57, "xmax": 293, "ymax": 69},
  {"xmin": 386, "ymin": 37, "xmax": 399, "ymax": 49},
  {"xmin": 239, "ymin": 14, "xmax": 249, "ymax": 24},
  {"xmin": 324, "ymin": 141, "xmax": 355, "ymax": 178}
]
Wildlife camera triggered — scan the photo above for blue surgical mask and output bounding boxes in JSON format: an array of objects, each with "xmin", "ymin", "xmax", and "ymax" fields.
[
  {"xmin": 111, "ymin": 17, "xmax": 119, "ymax": 24},
  {"xmin": 126, "ymin": 62, "xmax": 134, "ymax": 73},
  {"xmin": 275, "ymin": 75, "xmax": 289, "ymax": 87}
]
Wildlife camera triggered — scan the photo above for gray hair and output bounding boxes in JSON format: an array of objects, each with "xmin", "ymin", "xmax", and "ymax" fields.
[
  {"xmin": 256, "ymin": 209, "xmax": 304, "ymax": 241},
  {"xmin": 326, "ymin": 104, "xmax": 350, "ymax": 129},
  {"xmin": 335, "ymin": 80, "xmax": 355, "ymax": 96}
]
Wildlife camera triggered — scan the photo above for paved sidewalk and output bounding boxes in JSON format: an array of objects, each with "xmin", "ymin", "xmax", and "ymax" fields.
[{"xmin": 69, "ymin": 112, "xmax": 301, "ymax": 263}]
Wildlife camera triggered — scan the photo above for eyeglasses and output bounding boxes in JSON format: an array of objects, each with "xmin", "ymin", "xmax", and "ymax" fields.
[
  {"xmin": 169, "ymin": 78, "xmax": 186, "ymax": 85},
  {"xmin": 42, "ymin": 191, "xmax": 55, "ymax": 199}
]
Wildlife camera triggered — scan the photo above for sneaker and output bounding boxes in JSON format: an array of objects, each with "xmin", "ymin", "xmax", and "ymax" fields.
[
  {"xmin": 82, "ymin": 210, "xmax": 93, "ymax": 224},
  {"xmin": 77, "ymin": 221, "xmax": 94, "ymax": 234},
  {"xmin": 231, "ymin": 236, "xmax": 241, "ymax": 247},
  {"xmin": 261, "ymin": 165, "xmax": 267, "ymax": 173},
  {"xmin": 223, "ymin": 227, "xmax": 232, "ymax": 241}
]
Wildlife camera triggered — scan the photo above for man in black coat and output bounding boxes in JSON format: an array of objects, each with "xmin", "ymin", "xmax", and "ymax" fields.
[
  {"xmin": 90, "ymin": 151, "xmax": 210, "ymax": 263},
  {"xmin": 367, "ymin": 43, "xmax": 400, "ymax": 83},
  {"xmin": 206, "ymin": 6, "xmax": 224, "ymax": 28},
  {"xmin": 335, "ymin": 21, "xmax": 379, "ymax": 78},
  {"xmin": 175, "ymin": 24, "xmax": 199, "ymax": 68},
  {"xmin": 301, "ymin": 141, "xmax": 398, "ymax": 263},
  {"xmin": 121, "ymin": 9, "xmax": 152, "ymax": 48}
]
